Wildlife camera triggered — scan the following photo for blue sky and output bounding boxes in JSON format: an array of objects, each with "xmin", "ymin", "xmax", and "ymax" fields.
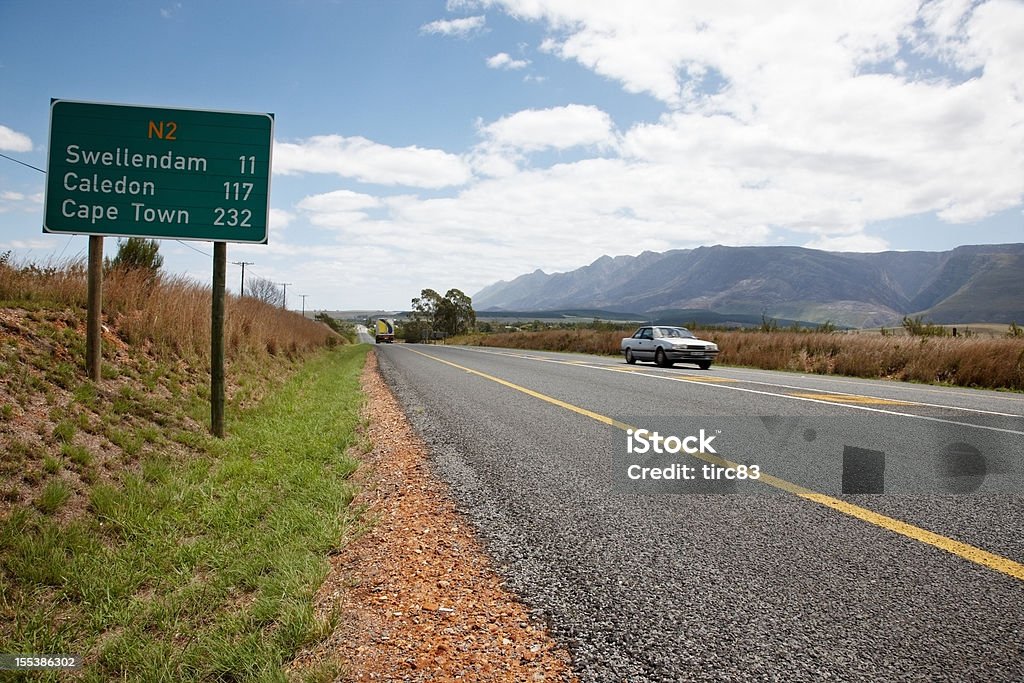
[{"xmin": 1, "ymin": 0, "xmax": 1022, "ymax": 311}]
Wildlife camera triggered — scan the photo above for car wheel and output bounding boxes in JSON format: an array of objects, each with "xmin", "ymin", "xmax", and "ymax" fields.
[
  {"xmin": 655, "ymin": 348, "xmax": 672, "ymax": 367},
  {"xmin": 625, "ymin": 349, "xmax": 637, "ymax": 364},
  {"xmin": 697, "ymin": 360, "xmax": 711, "ymax": 370}
]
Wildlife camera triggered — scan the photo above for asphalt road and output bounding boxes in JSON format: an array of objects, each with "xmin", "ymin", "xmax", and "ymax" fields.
[
  {"xmin": 374, "ymin": 343, "xmax": 1024, "ymax": 682},
  {"xmin": 355, "ymin": 324, "xmax": 376, "ymax": 345}
]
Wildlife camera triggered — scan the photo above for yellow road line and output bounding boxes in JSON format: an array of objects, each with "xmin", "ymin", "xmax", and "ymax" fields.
[
  {"xmin": 399, "ymin": 345, "xmax": 1024, "ymax": 582},
  {"xmin": 789, "ymin": 392, "xmax": 912, "ymax": 406},
  {"xmin": 665, "ymin": 375, "xmax": 737, "ymax": 382},
  {"xmin": 404, "ymin": 346, "xmax": 633, "ymax": 431}
]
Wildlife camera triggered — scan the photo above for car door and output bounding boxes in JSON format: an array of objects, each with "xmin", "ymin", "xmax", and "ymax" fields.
[{"xmin": 634, "ymin": 327, "xmax": 655, "ymax": 359}]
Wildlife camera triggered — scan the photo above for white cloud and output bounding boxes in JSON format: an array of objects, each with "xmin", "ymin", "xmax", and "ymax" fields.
[
  {"xmin": 470, "ymin": 104, "xmax": 617, "ymax": 177},
  {"xmin": 420, "ymin": 15, "xmax": 486, "ymax": 37},
  {"xmin": 0, "ymin": 125, "xmax": 32, "ymax": 152},
  {"xmin": 446, "ymin": 0, "xmax": 481, "ymax": 10},
  {"xmin": 296, "ymin": 189, "xmax": 381, "ymax": 214},
  {"xmin": 269, "ymin": 208, "xmax": 294, "ymax": 230},
  {"xmin": 0, "ymin": 239, "xmax": 54, "ymax": 250},
  {"xmin": 160, "ymin": 3, "xmax": 182, "ymax": 19},
  {"xmin": 482, "ymin": 0, "xmax": 1024, "ymax": 227},
  {"xmin": 804, "ymin": 233, "xmax": 891, "ymax": 252},
  {"xmin": 274, "ymin": 135, "xmax": 472, "ymax": 188},
  {"xmin": 0, "ymin": 188, "xmax": 42, "ymax": 216},
  {"xmin": 478, "ymin": 104, "xmax": 616, "ymax": 152},
  {"xmin": 487, "ymin": 52, "xmax": 530, "ymax": 69}
]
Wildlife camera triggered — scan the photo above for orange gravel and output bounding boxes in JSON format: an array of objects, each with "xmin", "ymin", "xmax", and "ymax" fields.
[{"xmin": 290, "ymin": 351, "xmax": 577, "ymax": 682}]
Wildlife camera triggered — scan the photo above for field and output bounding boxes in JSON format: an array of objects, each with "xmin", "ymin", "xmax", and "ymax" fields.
[
  {"xmin": 453, "ymin": 328, "xmax": 1024, "ymax": 391},
  {"xmin": 0, "ymin": 256, "xmax": 366, "ymax": 680}
]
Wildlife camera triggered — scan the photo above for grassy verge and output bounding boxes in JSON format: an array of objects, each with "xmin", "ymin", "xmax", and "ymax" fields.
[
  {"xmin": 0, "ymin": 344, "xmax": 369, "ymax": 681},
  {"xmin": 451, "ymin": 329, "xmax": 1024, "ymax": 391}
]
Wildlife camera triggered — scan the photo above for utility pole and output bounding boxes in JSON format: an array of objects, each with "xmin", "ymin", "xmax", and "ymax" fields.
[
  {"xmin": 298, "ymin": 294, "xmax": 309, "ymax": 317},
  {"xmin": 231, "ymin": 261, "xmax": 254, "ymax": 297},
  {"xmin": 279, "ymin": 282, "xmax": 292, "ymax": 310}
]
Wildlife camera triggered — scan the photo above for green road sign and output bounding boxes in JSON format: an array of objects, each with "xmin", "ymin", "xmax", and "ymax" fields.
[{"xmin": 44, "ymin": 100, "xmax": 274, "ymax": 243}]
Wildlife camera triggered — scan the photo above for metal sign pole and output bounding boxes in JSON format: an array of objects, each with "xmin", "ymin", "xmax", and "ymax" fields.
[
  {"xmin": 211, "ymin": 242, "xmax": 226, "ymax": 437},
  {"xmin": 85, "ymin": 235, "xmax": 103, "ymax": 381}
]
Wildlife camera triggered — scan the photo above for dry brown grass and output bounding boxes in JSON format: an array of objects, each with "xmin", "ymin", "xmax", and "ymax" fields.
[
  {"xmin": 0, "ymin": 256, "xmax": 338, "ymax": 361},
  {"xmin": 457, "ymin": 329, "xmax": 1024, "ymax": 391}
]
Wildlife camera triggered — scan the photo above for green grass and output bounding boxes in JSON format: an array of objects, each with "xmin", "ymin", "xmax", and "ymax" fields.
[
  {"xmin": 34, "ymin": 480, "xmax": 72, "ymax": 515},
  {"xmin": 0, "ymin": 344, "xmax": 369, "ymax": 680}
]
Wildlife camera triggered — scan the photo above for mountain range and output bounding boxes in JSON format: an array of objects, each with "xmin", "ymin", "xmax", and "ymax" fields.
[{"xmin": 472, "ymin": 243, "xmax": 1024, "ymax": 328}]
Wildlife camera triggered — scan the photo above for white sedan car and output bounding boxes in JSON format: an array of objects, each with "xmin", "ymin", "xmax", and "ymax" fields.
[{"xmin": 621, "ymin": 326, "xmax": 719, "ymax": 369}]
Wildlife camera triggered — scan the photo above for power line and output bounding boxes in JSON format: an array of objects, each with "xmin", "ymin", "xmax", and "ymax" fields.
[
  {"xmin": 0, "ymin": 152, "xmax": 45, "ymax": 174},
  {"xmin": 174, "ymin": 240, "xmax": 212, "ymax": 257}
]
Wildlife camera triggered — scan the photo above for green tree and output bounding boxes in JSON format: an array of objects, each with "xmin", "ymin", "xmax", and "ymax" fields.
[
  {"xmin": 106, "ymin": 237, "xmax": 164, "ymax": 273},
  {"xmin": 409, "ymin": 288, "xmax": 476, "ymax": 337},
  {"xmin": 441, "ymin": 288, "xmax": 475, "ymax": 336},
  {"xmin": 411, "ymin": 288, "xmax": 444, "ymax": 337}
]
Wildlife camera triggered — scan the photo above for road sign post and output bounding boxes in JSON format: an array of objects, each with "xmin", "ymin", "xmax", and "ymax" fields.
[
  {"xmin": 86, "ymin": 235, "xmax": 103, "ymax": 381},
  {"xmin": 44, "ymin": 99, "xmax": 273, "ymax": 435},
  {"xmin": 211, "ymin": 242, "xmax": 226, "ymax": 438}
]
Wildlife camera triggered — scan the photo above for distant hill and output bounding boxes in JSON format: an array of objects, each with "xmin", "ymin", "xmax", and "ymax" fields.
[{"xmin": 473, "ymin": 244, "xmax": 1024, "ymax": 327}]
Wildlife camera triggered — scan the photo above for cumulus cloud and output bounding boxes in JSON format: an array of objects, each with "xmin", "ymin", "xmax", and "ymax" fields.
[
  {"xmin": 0, "ymin": 125, "xmax": 32, "ymax": 152},
  {"xmin": 420, "ymin": 15, "xmax": 486, "ymax": 37},
  {"xmin": 296, "ymin": 189, "xmax": 382, "ymax": 214},
  {"xmin": 486, "ymin": 52, "xmax": 530, "ymax": 69},
  {"xmin": 478, "ymin": 104, "xmax": 616, "ymax": 152},
  {"xmin": 469, "ymin": 104, "xmax": 618, "ymax": 177},
  {"xmin": 484, "ymin": 0, "xmax": 1024, "ymax": 227},
  {"xmin": 274, "ymin": 135, "xmax": 472, "ymax": 188}
]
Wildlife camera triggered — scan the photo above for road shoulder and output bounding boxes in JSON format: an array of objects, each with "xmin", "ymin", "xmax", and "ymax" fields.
[{"xmin": 290, "ymin": 350, "xmax": 576, "ymax": 681}]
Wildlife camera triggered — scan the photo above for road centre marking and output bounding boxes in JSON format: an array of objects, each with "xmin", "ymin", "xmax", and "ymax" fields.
[
  {"xmin": 487, "ymin": 348, "xmax": 1024, "ymax": 417},
  {"xmin": 458, "ymin": 347, "xmax": 1024, "ymax": 434},
  {"xmin": 788, "ymin": 392, "xmax": 912, "ymax": 406},
  {"xmin": 397, "ymin": 345, "xmax": 1024, "ymax": 582}
]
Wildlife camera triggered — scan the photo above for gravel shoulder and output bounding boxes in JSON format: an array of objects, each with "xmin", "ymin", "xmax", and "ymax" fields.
[{"xmin": 291, "ymin": 350, "xmax": 577, "ymax": 681}]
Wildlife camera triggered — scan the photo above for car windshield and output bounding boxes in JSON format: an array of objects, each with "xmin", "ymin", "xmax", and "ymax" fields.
[{"xmin": 655, "ymin": 327, "xmax": 695, "ymax": 339}]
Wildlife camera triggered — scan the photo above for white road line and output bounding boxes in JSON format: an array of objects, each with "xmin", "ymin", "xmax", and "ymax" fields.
[
  {"xmin": 704, "ymin": 366, "xmax": 1024, "ymax": 405},
  {"xmin": 456, "ymin": 346, "xmax": 1024, "ymax": 417},
  {"xmin": 449, "ymin": 346, "xmax": 1024, "ymax": 436}
]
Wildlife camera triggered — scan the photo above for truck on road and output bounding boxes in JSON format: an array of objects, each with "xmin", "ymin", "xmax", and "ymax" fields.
[{"xmin": 375, "ymin": 318, "xmax": 395, "ymax": 344}]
